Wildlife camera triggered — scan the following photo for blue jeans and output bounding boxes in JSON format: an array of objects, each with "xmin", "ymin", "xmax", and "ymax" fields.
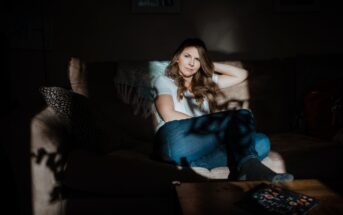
[{"xmin": 153, "ymin": 109, "xmax": 270, "ymax": 170}]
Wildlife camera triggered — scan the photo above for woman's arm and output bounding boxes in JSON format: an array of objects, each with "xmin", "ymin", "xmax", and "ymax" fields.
[
  {"xmin": 155, "ymin": 95, "xmax": 191, "ymax": 122},
  {"xmin": 213, "ymin": 62, "xmax": 248, "ymax": 89}
]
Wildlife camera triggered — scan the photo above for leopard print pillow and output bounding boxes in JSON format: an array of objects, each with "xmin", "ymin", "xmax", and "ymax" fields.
[
  {"xmin": 39, "ymin": 87, "xmax": 74, "ymax": 120},
  {"xmin": 39, "ymin": 87, "xmax": 97, "ymax": 148}
]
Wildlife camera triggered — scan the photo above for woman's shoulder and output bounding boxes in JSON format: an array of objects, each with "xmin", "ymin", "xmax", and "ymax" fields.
[
  {"xmin": 153, "ymin": 75, "xmax": 176, "ymax": 94},
  {"xmin": 155, "ymin": 75, "xmax": 174, "ymax": 85}
]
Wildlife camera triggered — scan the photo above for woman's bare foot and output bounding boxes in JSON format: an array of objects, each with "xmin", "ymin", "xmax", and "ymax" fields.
[{"xmin": 68, "ymin": 57, "xmax": 88, "ymax": 96}]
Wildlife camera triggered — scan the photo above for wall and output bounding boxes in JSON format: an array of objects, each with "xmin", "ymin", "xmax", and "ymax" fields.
[
  {"xmin": 38, "ymin": 0, "xmax": 343, "ymax": 86},
  {"xmin": 45, "ymin": 0, "xmax": 342, "ymax": 61}
]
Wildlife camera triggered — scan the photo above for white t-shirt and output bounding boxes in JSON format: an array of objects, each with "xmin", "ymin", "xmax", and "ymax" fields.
[{"xmin": 152, "ymin": 74, "xmax": 218, "ymax": 132}]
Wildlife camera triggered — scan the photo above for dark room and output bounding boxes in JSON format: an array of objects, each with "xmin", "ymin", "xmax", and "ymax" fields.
[{"xmin": 3, "ymin": 0, "xmax": 343, "ymax": 214}]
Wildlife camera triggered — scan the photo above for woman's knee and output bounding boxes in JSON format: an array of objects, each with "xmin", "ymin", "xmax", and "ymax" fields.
[
  {"xmin": 253, "ymin": 132, "xmax": 271, "ymax": 160},
  {"xmin": 235, "ymin": 109, "xmax": 255, "ymax": 124},
  {"xmin": 236, "ymin": 109, "xmax": 253, "ymax": 117}
]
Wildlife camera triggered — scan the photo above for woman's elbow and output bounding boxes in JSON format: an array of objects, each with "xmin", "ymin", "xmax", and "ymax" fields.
[{"xmin": 241, "ymin": 69, "xmax": 249, "ymax": 81}]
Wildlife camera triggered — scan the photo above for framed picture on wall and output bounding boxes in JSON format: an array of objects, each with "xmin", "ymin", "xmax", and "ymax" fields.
[
  {"xmin": 274, "ymin": 0, "xmax": 320, "ymax": 12},
  {"xmin": 132, "ymin": 0, "xmax": 181, "ymax": 13}
]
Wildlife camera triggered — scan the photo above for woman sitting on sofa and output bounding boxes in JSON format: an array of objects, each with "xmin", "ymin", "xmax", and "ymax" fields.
[{"xmin": 152, "ymin": 38, "xmax": 294, "ymax": 183}]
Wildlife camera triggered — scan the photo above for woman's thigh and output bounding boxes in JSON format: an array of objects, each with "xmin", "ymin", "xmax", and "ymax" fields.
[{"xmin": 155, "ymin": 111, "xmax": 235, "ymax": 164}]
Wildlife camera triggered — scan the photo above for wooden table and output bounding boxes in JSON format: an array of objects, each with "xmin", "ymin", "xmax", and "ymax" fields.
[{"xmin": 175, "ymin": 179, "xmax": 343, "ymax": 215}]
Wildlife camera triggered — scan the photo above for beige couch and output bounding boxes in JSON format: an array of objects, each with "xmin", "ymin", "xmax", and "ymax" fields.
[{"xmin": 30, "ymin": 60, "xmax": 343, "ymax": 215}]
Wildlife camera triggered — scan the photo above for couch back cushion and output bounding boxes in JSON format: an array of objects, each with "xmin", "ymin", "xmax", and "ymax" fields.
[{"xmin": 84, "ymin": 61, "xmax": 247, "ymax": 154}]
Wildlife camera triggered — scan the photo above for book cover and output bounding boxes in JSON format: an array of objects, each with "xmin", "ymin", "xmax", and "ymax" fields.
[{"xmin": 237, "ymin": 183, "xmax": 320, "ymax": 215}]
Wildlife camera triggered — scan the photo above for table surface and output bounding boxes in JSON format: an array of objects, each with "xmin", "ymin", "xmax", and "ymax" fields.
[{"xmin": 175, "ymin": 179, "xmax": 343, "ymax": 215}]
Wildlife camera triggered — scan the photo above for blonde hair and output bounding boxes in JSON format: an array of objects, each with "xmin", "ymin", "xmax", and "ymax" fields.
[{"xmin": 165, "ymin": 38, "xmax": 224, "ymax": 112}]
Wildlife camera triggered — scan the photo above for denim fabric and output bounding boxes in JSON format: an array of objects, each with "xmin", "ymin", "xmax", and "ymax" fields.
[{"xmin": 153, "ymin": 109, "xmax": 271, "ymax": 170}]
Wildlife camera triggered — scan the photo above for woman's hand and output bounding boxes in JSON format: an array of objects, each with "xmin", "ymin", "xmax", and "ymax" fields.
[{"xmin": 213, "ymin": 62, "xmax": 248, "ymax": 89}]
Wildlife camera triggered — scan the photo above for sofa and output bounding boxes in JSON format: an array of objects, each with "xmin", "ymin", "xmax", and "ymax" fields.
[{"xmin": 30, "ymin": 59, "xmax": 343, "ymax": 215}]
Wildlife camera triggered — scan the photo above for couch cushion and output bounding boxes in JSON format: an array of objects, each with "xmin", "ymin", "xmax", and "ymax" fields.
[
  {"xmin": 62, "ymin": 149, "xmax": 207, "ymax": 197},
  {"xmin": 62, "ymin": 149, "xmax": 285, "ymax": 196}
]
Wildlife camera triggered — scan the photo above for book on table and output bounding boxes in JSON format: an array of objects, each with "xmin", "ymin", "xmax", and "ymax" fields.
[{"xmin": 237, "ymin": 183, "xmax": 320, "ymax": 215}]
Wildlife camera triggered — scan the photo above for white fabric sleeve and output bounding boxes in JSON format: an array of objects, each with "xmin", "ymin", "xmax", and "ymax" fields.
[
  {"xmin": 212, "ymin": 73, "xmax": 218, "ymax": 83},
  {"xmin": 153, "ymin": 75, "xmax": 173, "ymax": 96}
]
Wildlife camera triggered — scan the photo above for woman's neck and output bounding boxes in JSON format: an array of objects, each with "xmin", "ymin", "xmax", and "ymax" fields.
[{"xmin": 184, "ymin": 77, "xmax": 192, "ymax": 91}]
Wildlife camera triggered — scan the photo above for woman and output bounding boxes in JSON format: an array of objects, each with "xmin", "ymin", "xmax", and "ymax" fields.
[{"xmin": 152, "ymin": 38, "xmax": 293, "ymax": 182}]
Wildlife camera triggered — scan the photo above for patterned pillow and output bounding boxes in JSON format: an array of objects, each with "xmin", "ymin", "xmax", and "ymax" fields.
[{"xmin": 39, "ymin": 87, "xmax": 97, "ymax": 149}]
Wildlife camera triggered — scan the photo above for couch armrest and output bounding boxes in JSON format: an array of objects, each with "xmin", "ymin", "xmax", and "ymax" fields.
[{"xmin": 31, "ymin": 107, "xmax": 68, "ymax": 215}]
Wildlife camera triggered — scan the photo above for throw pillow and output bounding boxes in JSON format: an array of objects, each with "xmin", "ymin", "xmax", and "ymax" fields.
[{"xmin": 39, "ymin": 86, "xmax": 99, "ymax": 151}]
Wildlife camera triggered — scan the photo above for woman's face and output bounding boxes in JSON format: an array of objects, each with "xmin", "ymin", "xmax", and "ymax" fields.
[{"xmin": 177, "ymin": 46, "xmax": 201, "ymax": 78}]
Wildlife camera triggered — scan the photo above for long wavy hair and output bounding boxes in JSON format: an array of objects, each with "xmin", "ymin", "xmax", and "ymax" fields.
[{"xmin": 165, "ymin": 38, "xmax": 223, "ymax": 112}]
